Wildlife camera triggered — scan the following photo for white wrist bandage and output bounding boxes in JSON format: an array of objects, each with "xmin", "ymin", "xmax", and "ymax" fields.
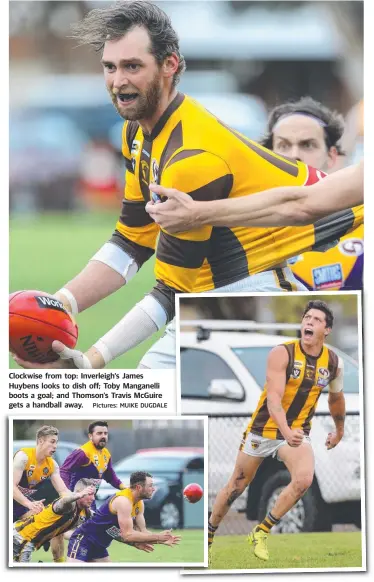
[
  {"xmin": 328, "ymin": 357, "xmax": 344, "ymax": 393},
  {"xmin": 90, "ymin": 242, "xmax": 138, "ymax": 282},
  {"xmin": 56, "ymin": 288, "xmax": 79, "ymax": 316},
  {"xmin": 93, "ymin": 296, "xmax": 167, "ymax": 365}
]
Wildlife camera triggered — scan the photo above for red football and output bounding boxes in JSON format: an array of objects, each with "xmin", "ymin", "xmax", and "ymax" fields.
[
  {"xmin": 183, "ymin": 483, "xmax": 203, "ymax": 504},
  {"xmin": 9, "ymin": 290, "xmax": 78, "ymax": 364}
]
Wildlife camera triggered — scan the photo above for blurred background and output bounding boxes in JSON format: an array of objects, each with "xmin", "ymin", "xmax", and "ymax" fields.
[
  {"xmin": 179, "ymin": 293, "xmax": 363, "ymax": 539},
  {"xmin": 12, "ymin": 417, "xmax": 205, "ymax": 535},
  {"xmin": 9, "ymin": 1, "xmax": 364, "ymax": 368}
]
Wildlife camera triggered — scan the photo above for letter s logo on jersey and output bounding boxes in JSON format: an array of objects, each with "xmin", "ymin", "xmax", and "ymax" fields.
[{"xmin": 304, "ymin": 166, "xmax": 327, "ymax": 186}]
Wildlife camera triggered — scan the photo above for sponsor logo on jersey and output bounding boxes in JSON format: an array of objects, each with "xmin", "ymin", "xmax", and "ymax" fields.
[
  {"xmin": 291, "ymin": 368, "xmax": 301, "ymax": 379},
  {"xmin": 338, "ymin": 238, "xmax": 364, "ymax": 257},
  {"xmin": 131, "ymin": 140, "xmax": 140, "ymax": 155},
  {"xmin": 312, "ymin": 263, "xmax": 343, "ymax": 290},
  {"xmin": 318, "ymin": 367, "xmax": 330, "ymax": 379},
  {"xmin": 294, "ymin": 360, "xmax": 303, "ymax": 368},
  {"xmin": 35, "ymin": 296, "xmax": 66, "ymax": 312},
  {"xmin": 43, "ymin": 467, "xmax": 49, "ymax": 474},
  {"xmin": 151, "ymin": 159, "xmax": 159, "ymax": 184},
  {"xmin": 131, "ymin": 158, "xmax": 136, "ymax": 172},
  {"xmin": 251, "ymin": 440, "xmax": 260, "ymax": 450},
  {"xmin": 317, "ymin": 367, "xmax": 330, "ymax": 388}
]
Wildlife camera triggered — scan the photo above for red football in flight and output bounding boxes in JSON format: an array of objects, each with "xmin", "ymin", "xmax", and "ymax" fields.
[{"xmin": 183, "ymin": 483, "xmax": 203, "ymax": 504}]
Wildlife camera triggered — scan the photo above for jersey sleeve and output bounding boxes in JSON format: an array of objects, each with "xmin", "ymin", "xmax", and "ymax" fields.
[
  {"xmin": 149, "ymin": 150, "xmax": 233, "ymax": 321},
  {"xmin": 109, "ymin": 121, "xmax": 160, "ymax": 270},
  {"xmin": 59, "ymin": 449, "xmax": 88, "ymax": 489}
]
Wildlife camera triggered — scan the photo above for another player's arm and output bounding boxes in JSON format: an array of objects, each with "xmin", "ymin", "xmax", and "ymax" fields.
[
  {"xmin": 326, "ymin": 358, "xmax": 345, "ymax": 450},
  {"xmin": 114, "ymin": 497, "xmax": 177, "ymax": 544},
  {"xmin": 147, "ymin": 161, "xmax": 363, "ymax": 230},
  {"xmin": 266, "ymin": 347, "xmax": 305, "ymax": 447},
  {"xmin": 50, "ymin": 460, "xmax": 70, "ymax": 496},
  {"xmin": 52, "ymin": 485, "xmax": 95, "ymax": 514},
  {"xmin": 13, "ymin": 451, "xmax": 45, "ymax": 514},
  {"xmin": 59, "ymin": 449, "xmax": 89, "ymax": 489}
]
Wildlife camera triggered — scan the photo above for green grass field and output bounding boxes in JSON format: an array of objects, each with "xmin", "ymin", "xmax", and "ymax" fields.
[
  {"xmin": 30, "ymin": 530, "xmax": 203, "ymax": 564},
  {"xmin": 209, "ymin": 532, "xmax": 362, "ymax": 570},
  {"xmin": 10, "ymin": 211, "xmax": 164, "ymax": 369}
]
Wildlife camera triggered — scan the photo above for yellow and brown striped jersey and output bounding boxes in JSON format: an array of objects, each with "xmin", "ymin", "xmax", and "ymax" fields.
[
  {"xmin": 243, "ymin": 339, "xmax": 339, "ymax": 440},
  {"xmin": 14, "ymin": 497, "xmax": 90, "ymax": 550},
  {"xmin": 110, "ymin": 92, "xmax": 363, "ymax": 319}
]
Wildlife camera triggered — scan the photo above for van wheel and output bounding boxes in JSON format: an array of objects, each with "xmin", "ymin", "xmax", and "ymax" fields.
[{"xmin": 257, "ymin": 470, "xmax": 332, "ymax": 533}]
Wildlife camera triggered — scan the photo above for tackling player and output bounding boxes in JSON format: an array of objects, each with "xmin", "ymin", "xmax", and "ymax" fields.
[
  {"xmin": 67, "ymin": 471, "xmax": 180, "ymax": 563},
  {"xmin": 208, "ymin": 300, "xmax": 345, "ymax": 564},
  {"xmin": 13, "ymin": 479, "xmax": 95, "ymax": 563},
  {"xmin": 12, "ymin": 1, "xmax": 362, "ymax": 371},
  {"xmin": 13, "ymin": 425, "xmax": 69, "ymax": 522},
  {"xmin": 60, "ymin": 421, "xmax": 126, "ymax": 506}
]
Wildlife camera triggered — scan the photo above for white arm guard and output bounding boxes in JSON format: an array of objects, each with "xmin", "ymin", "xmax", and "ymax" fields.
[
  {"xmin": 90, "ymin": 242, "xmax": 139, "ymax": 282},
  {"xmin": 93, "ymin": 295, "xmax": 167, "ymax": 365},
  {"xmin": 328, "ymin": 357, "xmax": 344, "ymax": 393}
]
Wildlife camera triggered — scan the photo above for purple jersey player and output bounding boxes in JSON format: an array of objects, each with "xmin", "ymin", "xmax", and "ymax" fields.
[
  {"xmin": 67, "ymin": 471, "xmax": 180, "ymax": 562},
  {"xmin": 60, "ymin": 421, "xmax": 124, "ymax": 510}
]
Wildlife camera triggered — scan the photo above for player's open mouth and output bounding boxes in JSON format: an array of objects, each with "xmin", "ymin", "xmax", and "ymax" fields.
[
  {"xmin": 304, "ymin": 328, "xmax": 314, "ymax": 337},
  {"xmin": 118, "ymin": 93, "xmax": 138, "ymax": 105}
]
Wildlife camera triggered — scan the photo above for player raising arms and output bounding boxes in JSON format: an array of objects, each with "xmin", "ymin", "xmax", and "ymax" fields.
[
  {"xmin": 13, "ymin": 479, "xmax": 95, "ymax": 563},
  {"xmin": 13, "ymin": 425, "xmax": 69, "ymax": 522},
  {"xmin": 208, "ymin": 301, "xmax": 345, "ymax": 564},
  {"xmin": 13, "ymin": 1, "xmax": 362, "ymax": 371},
  {"xmin": 67, "ymin": 471, "xmax": 180, "ymax": 563}
]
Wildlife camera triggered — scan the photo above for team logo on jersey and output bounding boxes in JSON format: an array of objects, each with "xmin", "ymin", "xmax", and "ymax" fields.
[
  {"xmin": 135, "ymin": 507, "xmax": 140, "ymax": 515},
  {"xmin": 312, "ymin": 263, "xmax": 343, "ymax": 290},
  {"xmin": 131, "ymin": 158, "xmax": 136, "ymax": 172},
  {"xmin": 27, "ymin": 465, "xmax": 35, "ymax": 478},
  {"xmin": 338, "ymin": 238, "xmax": 364, "ymax": 257},
  {"xmin": 305, "ymin": 365, "xmax": 315, "ymax": 380},
  {"xmin": 151, "ymin": 159, "xmax": 159, "ymax": 183},
  {"xmin": 251, "ymin": 440, "xmax": 260, "ymax": 450},
  {"xmin": 43, "ymin": 467, "xmax": 49, "ymax": 474},
  {"xmin": 288, "ymin": 255, "xmax": 303, "ymax": 265}
]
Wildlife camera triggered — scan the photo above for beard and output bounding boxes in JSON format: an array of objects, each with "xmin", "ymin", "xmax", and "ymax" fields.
[{"xmin": 110, "ymin": 71, "xmax": 163, "ymax": 121}]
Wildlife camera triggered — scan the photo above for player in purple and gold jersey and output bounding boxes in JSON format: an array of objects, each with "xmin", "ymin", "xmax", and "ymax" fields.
[
  {"xmin": 13, "ymin": 425, "xmax": 69, "ymax": 523},
  {"xmin": 67, "ymin": 471, "xmax": 180, "ymax": 562},
  {"xmin": 60, "ymin": 421, "xmax": 125, "ymax": 506}
]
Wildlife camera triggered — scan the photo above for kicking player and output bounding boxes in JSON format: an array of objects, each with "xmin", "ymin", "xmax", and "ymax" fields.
[
  {"xmin": 13, "ymin": 479, "xmax": 95, "ymax": 563},
  {"xmin": 60, "ymin": 421, "xmax": 125, "ymax": 505},
  {"xmin": 12, "ymin": 1, "xmax": 362, "ymax": 371},
  {"xmin": 67, "ymin": 471, "xmax": 180, "ymax": 563},
  {"xmin": 208, "ymin": 300, "xmax": 345, "ymax": 564},
  {"xmin": 13, "ymin": 425, "xmax": 69, "ymax": 522}
]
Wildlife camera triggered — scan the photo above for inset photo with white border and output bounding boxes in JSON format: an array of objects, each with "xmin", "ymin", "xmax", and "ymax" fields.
[
  {"xmin": 10, "ymin": 416, "xmax": 208, "ymax": 568},
  {"xmin": 176, "ymin": 291, "xmax": 365, "ymax": 573}
]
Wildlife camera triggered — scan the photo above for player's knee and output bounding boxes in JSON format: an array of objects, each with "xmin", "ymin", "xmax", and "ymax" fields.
[{"xmin": 292, "ymin": 472, "xmax": 313, "ymax": 496}]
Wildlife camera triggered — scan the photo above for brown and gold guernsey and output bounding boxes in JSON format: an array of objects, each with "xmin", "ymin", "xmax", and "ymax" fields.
[
  {"xmin": 243, "ymin": 340, "xmax": 339, "ymax": 441},
  {"xmin": 111, "ymin": 92, "xmax": 363, "ymax": 319},
  {"xmin": 14, "ymin": 497, "xmax": 90, "ymax": 550}
]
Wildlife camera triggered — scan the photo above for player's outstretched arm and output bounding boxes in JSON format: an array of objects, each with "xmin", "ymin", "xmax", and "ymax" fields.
[
  {"xmin": 50, "ymin": 461, "xmax": 70, "ymax": 496},
  {"xmin": 53, "ymin": 485, "xmax": 96, "ymax": 513},
  {"xmin": 266, "ymin": 347, "xmax": 305, "ymax": 447},
  {"xmin": 13, "ymin": 451, "xmax": 45, "ymax": 514},
  {"xmin": 326, "ymin": 360, "xmax": 345, "ymax": 450},
  {"xmin": 115, "ymin": 497, "xmax": 176, "ymax": 544},
  {"xmin": 146, "ymin": 161, "xmax": 363, "ymax": 230}
]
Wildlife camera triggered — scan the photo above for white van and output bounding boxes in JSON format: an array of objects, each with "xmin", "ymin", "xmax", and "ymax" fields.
[{"xmin": 180, "ymin": 321, "xmax": 362, "ymax": 533}]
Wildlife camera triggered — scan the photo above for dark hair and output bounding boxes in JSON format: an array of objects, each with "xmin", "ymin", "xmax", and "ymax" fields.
[
  {"xmin": 260, "ymin": 96, "xmax": 345, "ymax": 155},
  {"xmin": 88, "ymin": 421, "xmax": 108, "ymax": 434},
  {"xmin": 130, "ymin": 471, "xmax": 153, "ymax": 487},
  {"xmin": 70, "ymin": 0, "xmax": 186, "ymax": 87},
  {"xmin": 302, "ymin": 300, "xmax": 334, "ymax": 328}
]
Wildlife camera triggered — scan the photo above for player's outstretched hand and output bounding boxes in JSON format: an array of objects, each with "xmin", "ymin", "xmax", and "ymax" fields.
[
  {"xmin": 325, "ymin": 431, "xmax": 343, "ymax": 450},
  {"xmin": 133, "ymin": 543, "xmax": 155, "ymax": 553},
  {"xmin": 285, "ymin": 428, "xmax": 304, "ymax": 447},
  {"xmin": 12, "ymin": 341, "xmax": 93, "ymax": 369},
  {"xmin": 162, "ymin": 535, "xmax": 181, "ymax": 547},
  {"xmin": 27, "ymin": 500, "xmax": 45, "ymax": 515},
  {"xmin": 146, "ymin": 184, "xmax": 199, "ymax": 233}
]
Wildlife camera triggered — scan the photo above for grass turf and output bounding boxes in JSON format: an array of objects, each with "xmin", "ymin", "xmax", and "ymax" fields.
[
  {"xmin": 209, "ymin": 531, "xmax": 363, "ymax": 570},
  {"xmin": 10, "ymin": 211, "xmax": 164, "ymax": 369},
  {"xmin": 30, "ymin": 529, "xmax": 204, "ymax": 564}
]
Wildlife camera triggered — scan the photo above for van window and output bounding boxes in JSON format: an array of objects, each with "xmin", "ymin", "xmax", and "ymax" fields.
[{"xmin": 181, "ymin": 348, "xmax": 244, "ymax": 400}]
